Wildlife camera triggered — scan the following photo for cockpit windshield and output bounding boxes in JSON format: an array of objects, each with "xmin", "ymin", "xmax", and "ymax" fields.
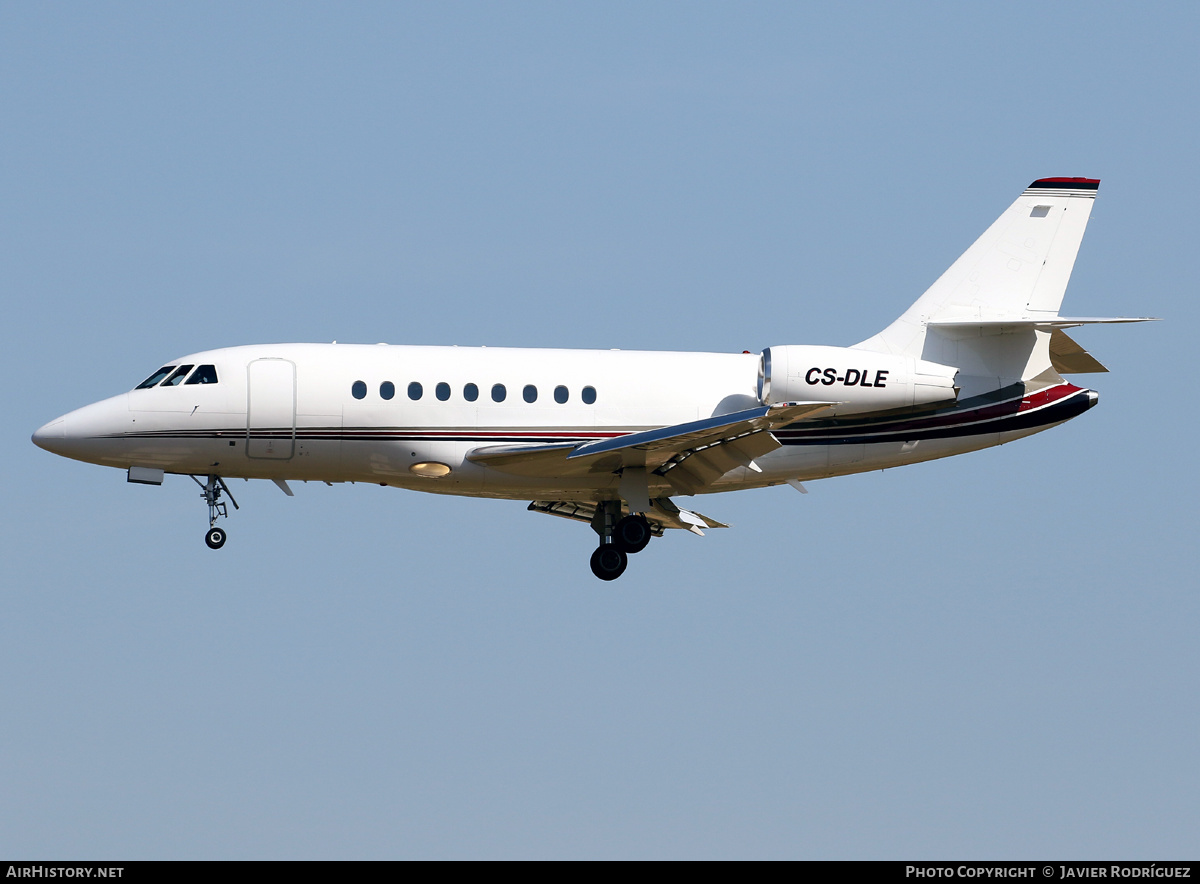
[
  {"xmin": 135, "ymin": 363, "xmax": 220, "ymax": 389},
  {"xmin": 161, "ymin": 365, "xmax": 195, "ymax": 386},
  {"xmin": 135, "ymin": 366, "xmax": 175, "ymax": 389},
  {"xmin": 185, "ymin": 364, "xmax": 219, "ymax": 385}
]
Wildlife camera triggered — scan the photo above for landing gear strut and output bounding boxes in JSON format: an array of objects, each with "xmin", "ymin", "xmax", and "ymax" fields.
[
  {"xmin": 588, "ymin": 503, "xmax": 653, "ymax": 580},
  {"xmin": 191, "ymin": 474, "xmax": 238, "ymax": 550}
]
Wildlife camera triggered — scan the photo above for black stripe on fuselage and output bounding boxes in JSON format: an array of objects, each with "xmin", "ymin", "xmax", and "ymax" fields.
[{"xmin": 777, "ymin": 386, "xmax": 1093, "ymax": 446}]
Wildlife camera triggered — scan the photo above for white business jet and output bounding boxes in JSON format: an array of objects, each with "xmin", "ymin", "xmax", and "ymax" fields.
[{"xmin": 33, "ymin": 178, "xmax": 1153, "ymax": 580}]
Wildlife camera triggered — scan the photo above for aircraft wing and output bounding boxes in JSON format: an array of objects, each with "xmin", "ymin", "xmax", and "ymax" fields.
[{"xmin": 467, "ymin": 401, "xmax": 833, "ymax": 492}]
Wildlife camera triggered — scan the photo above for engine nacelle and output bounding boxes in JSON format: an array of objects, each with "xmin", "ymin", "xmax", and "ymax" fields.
[{"xmin": 759, "ymin": 345, "xmax": 958, "ymax": 416}]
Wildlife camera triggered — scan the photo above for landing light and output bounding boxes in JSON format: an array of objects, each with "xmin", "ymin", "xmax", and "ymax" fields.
[{"xmin": 409, "ymin": 462, "xmax": 452, "ymax": 478}]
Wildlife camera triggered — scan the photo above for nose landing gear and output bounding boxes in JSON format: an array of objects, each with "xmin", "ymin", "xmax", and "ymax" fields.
[{"xmin": 191, "ymin": 474, "xmax": 238, "ymax": 550}]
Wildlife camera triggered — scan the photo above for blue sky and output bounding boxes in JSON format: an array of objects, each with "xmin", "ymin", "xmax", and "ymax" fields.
[{"xmin": 2, "ymin": 2, "xmax": 1196, "ymax": 858}]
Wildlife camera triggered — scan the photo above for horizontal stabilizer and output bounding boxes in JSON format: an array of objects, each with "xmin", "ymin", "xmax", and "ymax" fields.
[{"xmin": 927, "ymin": 316, "xmax": 1159, "ymax": 330}]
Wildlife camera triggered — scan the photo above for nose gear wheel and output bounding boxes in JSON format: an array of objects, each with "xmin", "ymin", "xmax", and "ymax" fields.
[{"xmin": 190, "ymin": 474, "xmax": 238, "ymax": 550}]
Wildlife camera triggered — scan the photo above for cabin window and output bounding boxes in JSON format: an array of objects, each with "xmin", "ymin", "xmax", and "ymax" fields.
[
  {"xmin": 408, "ymin": 381, "xmax": 423, "ymax": 401},
  {"xmin": 554, "ymin": 385, "xmax": 568, "ymax": 404},
  {"xmin": 380, "ymin": 381, "xmax": 395, "ymax": 400},
  {"xmin": 162, "ymin": 365, "xmax": 195, "ymax": 387},
  {"xmin": 463, "ymin": 383, "xmax": 479, "ymax": 402},
  {"xmin": 185, "ymin": 364, "xmax": 219, "ymax": 385},
  {"xmin": 491, "ymin": 383, "xmax": 506, "ymax": 403},
  {"xmin": 523, "ymin": 384, "xmax": 537, "ymax": 403},
  {"xmin": 582, "ymin": 386, "xmax": 597, "ymax": 404},
  {"xmin": 352, "ymin": 380, "xmax": 367, "ymax": 400},
  {"xmin": 436, "ymin": 382, "xmax": 451, "ymax": 401},
  {"xmin": 136, "ymin": 366, "xmax": 175, "ymax": 389}
]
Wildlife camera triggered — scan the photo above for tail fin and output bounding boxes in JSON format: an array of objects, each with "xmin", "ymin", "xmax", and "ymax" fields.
[{"xmin": 855, "ymin": 177, "xmax": 1106, "ymax": 393}]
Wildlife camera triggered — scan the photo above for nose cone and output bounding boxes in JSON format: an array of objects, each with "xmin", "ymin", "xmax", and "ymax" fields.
[
  {"xmin": 32, "ymin": 417, "xmax": 66, "ymax": 453},
  {"xmin": 32, "ymin": 394, "xmax": 131, "ymax": 464}
]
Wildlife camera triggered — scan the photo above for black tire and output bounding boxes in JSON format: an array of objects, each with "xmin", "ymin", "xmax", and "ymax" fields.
[
  {"xmin": 589, "ymin": 544, "xmax": 628, "ymax": 581},
  {"xmin": 205, "ymin": 526, "xmax": 227, "ymax": 549},
  {"xmin": 613, "ymin": 514, "xmax": 652, "ymax": 554}
]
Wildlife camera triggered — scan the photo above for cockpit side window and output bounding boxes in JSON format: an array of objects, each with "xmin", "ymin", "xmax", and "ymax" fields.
[
  {"xmin": 184, "ymin": 364, "xmax": 219, "ymax": 385},
  {"xmin": 161, "ymin": 365, "xmax": 195, "ymax": 387},
  {"xmin": 135, "ymin": 366, "xmax": 176, "ymax": 389}
]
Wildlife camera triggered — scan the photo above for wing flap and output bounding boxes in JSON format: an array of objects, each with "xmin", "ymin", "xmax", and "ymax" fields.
[
  {"xmin": 527, "ymin": 498, "xmax": 728, "ymax": 535},
  {"xmin": 661, "ymin": 457, "xmax": 721, "ymax": 495},
  {"xmin": 651, "ymin": 430, "xmax": 774, "ymax": 494}
]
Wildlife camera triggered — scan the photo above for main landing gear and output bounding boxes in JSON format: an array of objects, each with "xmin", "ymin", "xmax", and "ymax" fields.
[
  {"xmin": 589, "ymin": 502, "xmax": 653, "ymax": 581},
  {"xmin": 191, "ymin": 474, "xmax": 238, "ymax": 550}
]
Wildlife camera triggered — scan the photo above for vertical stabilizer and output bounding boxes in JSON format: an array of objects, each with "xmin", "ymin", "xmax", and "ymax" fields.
[
  {"xmin": 854, "ymin": 177, "xmax": 1100, "ymax": 392},
  {"xmin": 856, "ymin": 178, "xmax": 1099, "ymax": 357}
]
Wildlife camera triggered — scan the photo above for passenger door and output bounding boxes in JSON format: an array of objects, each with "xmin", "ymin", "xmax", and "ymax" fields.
[{"xmin": 246, "ymin": 358, "xmax": 296, "ymax": 459}]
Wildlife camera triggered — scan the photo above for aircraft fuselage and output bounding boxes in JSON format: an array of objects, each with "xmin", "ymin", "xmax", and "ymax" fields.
[{"xmin": 33, "ymin": 341, "xmax": 1093, "ymax": 502}]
